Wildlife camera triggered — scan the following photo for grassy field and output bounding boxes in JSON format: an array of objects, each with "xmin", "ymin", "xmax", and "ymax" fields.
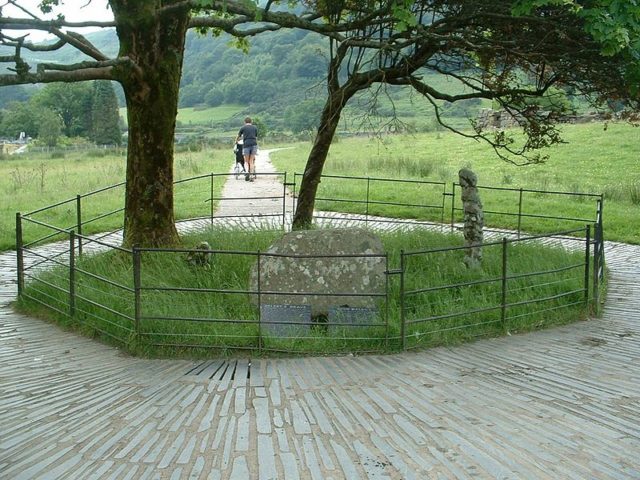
[
  {"xmin": 271, "ymin": 122, "xmax": 640, "ymax": 244},
  {"xmin": 16, "ymin": 226, "xmax": 590, "ymax": 357},
  {"xmin": 9, "ymin": 122, "xmax": 612, "ymax": 357},
  {"xmin": 119, "ymin": 104, "xmax": 245, "ymax": 128},
  {"xmin": 2, "ymin": 121, "xmax": 637, "ymax": 252},
  {"xmin": 1, "ymin": 148, "xmax": 234, "ymax": 251},
  {"xmin": 177, "ymin": 104, "xmax": 245, "ymax": 125}
]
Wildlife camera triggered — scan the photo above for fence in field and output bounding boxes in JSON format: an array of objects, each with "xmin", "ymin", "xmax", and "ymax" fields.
[{"xmin": 15, "ymin": 172, "xmax": 604, "ymax": 355}]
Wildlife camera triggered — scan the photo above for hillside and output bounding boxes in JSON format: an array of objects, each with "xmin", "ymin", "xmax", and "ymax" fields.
[{"xmin": 1, "ymin": 28, "xmax": 487, "ymax": 134}]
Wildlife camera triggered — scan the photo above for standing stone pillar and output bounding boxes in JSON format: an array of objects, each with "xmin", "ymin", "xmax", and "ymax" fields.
[{"xmin": 459, "ymin": 168, "xmax": 484, "ymax": 268}]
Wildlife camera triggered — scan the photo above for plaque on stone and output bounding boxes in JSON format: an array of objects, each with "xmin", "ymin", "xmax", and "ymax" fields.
[
  {"xmin": 327, "ymin": 306, "xmax": 380, "ymax": 333},
  {"xmin": 260, "ymin": 304, "xmax": 312, "ymax": 337}
]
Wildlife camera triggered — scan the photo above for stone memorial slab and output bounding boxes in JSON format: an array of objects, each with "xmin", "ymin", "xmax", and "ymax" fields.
[
  {"xmin": 260, "ymin": 304, "xmax": 311, "ymax": 337},
  {"xmin": 327, "ymin": 306, "xmax": 379, "ymax": 333},
  {"xmin": 249, "ymin": 229, "xmax": 386, "ymax": 317}
]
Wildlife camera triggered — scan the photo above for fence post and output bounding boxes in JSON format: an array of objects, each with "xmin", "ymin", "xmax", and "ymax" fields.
[
  {"xmin": 15, "ymin": 213, "xmax": 25, "ymax": 297},
  {"xmin": 69, "ymin": 230, "xmax": 76, "ymax": 317},
  {"xmin": 133, "ymin": 247, "xmax": 141, "ymax": 335},
  {"xmin": 596, "ymin": 197, "xmax": 605, "ymax": 281},
  {"xmin": 450, "ymin": 183, "xmax": 456, "ymax": 233},
  {"xmin": 440, "ymin": 184, "xmax": 446, "ymax": 229},
  {"xmin": 365, "ymin": 177, "xmax": 371, "ymax": 227},
  {"xmin": 591, "ymin": 197, "xmax": 604, "ymax": 306},
  {"xmin": 76, "ymin": 195, "xmax": 83, "ymax": 258},
  {"xmin": 282, "ymin": 172, "xmax": 287, "ymax": 230},
  {"xmin": 400, "ymin": 250, "xmax": 406, "ymax": 350},
  {"xmin": 517, "ymin": 188, "xmax": 523, "ymax": 239},
  {"xmin": 292, "ymin": 173, "xmax": 298, "ymax": 216},
  {"xmin": 257, "ymin": 250, "xmax": 262, "ymax": 353},
  {"xmin": 384, "ymin": 254, "xmax": 390, "ymax": 350},
  {"xmin": 584, "ymin": 225, "xmax": 591, "ymax": 308},
  {"xmin": 592, "ymin": 224, "xmax": 600, "ymax": 308},
  {"xmin": 501, "ymin": 238, "xmax": 508, "ymax": 328},
  {"xmin": 210, "ymin": 173, "xmax": 214, "ymax": 226}
]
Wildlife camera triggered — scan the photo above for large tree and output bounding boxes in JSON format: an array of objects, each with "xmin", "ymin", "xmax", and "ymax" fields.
[
  {"xmin": 37, "ymin": 107, "xmax": 62, "ymax": 146},
  {"xmin": 0, "ymin": 99, "xmax": 38, "ymax": 138},
  {"xmin": 1, "ymin": 1, "xmax": 638, "ymax": 243},
  {"xmin": 290, "ymin": 0, "xmax": 639, "ymax": 228},
  {"xmin": 0, "ymin": 0, "xmax": 339, "ymax": 246}
]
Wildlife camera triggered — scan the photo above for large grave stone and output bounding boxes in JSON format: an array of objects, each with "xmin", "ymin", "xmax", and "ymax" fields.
[{"xmin": 250, "ymin": 229, "xmax": 386, "ymax": 317}]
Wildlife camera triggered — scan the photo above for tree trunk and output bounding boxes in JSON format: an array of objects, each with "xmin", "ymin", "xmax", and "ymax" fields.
[
  {"xmin": 111, "ymin": 1, "xmax": 189, "ymax": 247},
  {"xmin": 292, "ymin": 88, "xmax": 355, "ymax": 230}
]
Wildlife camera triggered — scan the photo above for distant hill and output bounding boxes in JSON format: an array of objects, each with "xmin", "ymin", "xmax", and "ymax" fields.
[
  {"xmin": 1, "ymin": 28, "xmax": 328, "ymax": 109},
  {"xmin": 1, "ymin": 27, "xmax": 488, "ymax": 134}
]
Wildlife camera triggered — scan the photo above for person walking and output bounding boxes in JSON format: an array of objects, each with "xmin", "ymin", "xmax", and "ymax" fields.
[{"xmin": 236, "ymin": 117, "xmax": 258, "ymax": 182}]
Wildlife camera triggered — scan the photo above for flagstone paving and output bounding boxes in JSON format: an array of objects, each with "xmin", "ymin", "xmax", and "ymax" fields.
[{"xmin": 0, "ymin": 151, "xmax": 638, "ymax": 479}]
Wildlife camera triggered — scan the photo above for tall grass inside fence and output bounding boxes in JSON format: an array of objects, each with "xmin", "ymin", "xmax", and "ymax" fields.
[{"xmin": 16, "ymin": 224, "xmax": 593, "ymax": 357}]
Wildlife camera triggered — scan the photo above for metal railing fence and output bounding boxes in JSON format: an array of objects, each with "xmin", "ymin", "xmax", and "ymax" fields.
[
  {"xmin": 128, "ymin": 247, "xmax": 390, "ymax": 354},
  {"xmin": 15, "ymin": 171, "xmax": 605, "ymax": 355},
  {"xmin": 400, "ymin": 226, "xmax": 593, "ymax": 350},
  {"xmin": 291, "ymin": 174, "xmax": 604, "ymax": 241},
  {"xmin": 450, "ymin": 183, "xmax": 604, "ymax": 238},
  {"xmin": 18, "ymin": 172, "xmax": 290, "ymax": 257},
  {"xmin": 292, "ymin": 173, "xmax": 448, "ymax": 229}
]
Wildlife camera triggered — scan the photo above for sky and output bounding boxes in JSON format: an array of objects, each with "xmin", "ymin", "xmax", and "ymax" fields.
[{"xmin": 2, "ymin": 0, "xmax": 113, "ymax": 42}]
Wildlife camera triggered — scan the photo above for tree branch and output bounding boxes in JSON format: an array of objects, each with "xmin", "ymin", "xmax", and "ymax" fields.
[
  {"xmin": 0, "ymin": 17, "xmax": 110, "ymax": 61},
  {"xmin": 187, "ymin": 0, "xmax": 392, "ymax": 39},
  {"xmin": 0, "ymin": 16, "xmax": 115, "ymax": 30},
  {"xmin": 35, "ymin": 58, "xmax": 131, "ymax": 73},
  {"xmin": 0, "ymin": 32, "xmax": 67, "ymax": 51},
  {"xmin": 0, "ymin": 66, "xmax": 114, "ymax": 85}
]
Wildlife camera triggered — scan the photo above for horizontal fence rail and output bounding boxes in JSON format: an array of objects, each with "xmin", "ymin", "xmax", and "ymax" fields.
[
  {"xmin": 450, "ymin": 183, "xmax": 603, "ymax": 239},
  {"xmin": 15, "ymin": 171, "xmax": 605, "ymax": 355},
  {"xmin": 128, "ymin": 247, "xmax": 390, "ymax": 354},
  {"xmin": 400, "ymin": 226, "xmax": 593, "ymax": 351},
  {"xmin": 293, "ymin": 173, "xmax": 449, "ymax": 229}
]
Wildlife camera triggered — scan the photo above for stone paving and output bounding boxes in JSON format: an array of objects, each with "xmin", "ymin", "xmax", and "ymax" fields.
[{"xmin": 0, "ymin": 151, "xmax": 639, "ymax": 479}]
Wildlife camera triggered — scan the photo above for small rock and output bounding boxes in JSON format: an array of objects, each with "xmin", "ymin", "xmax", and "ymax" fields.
[{"xmin": 186, "ymin": 241, "xmax": 213, "ymax": 268}]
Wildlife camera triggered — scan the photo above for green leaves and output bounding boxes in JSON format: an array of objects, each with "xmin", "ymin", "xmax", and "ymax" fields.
[
  {"xmin": 581, "ymin": 1, "xmax": 640, "ymax": 55},
  {"xmin": 391, "ymin": 0, "xmax": 417, "ymax": 32},
  {"xmin": 231, "ymin": 36, "xmax": 251, "ymax": 54},
  {"xmin": 38, "ymin": 0, "xmax": 61, "ymax": 15},
  {"xmin": 512, "ymin": 0, "xmax": 640, "ymax": 57},
  {"xmin": 192, "ymin": 0, "xmax": 262, "ymax": 21},
  {"xmin": 511, "ymin": 0, "xmax": 579, "ymax": 16}
]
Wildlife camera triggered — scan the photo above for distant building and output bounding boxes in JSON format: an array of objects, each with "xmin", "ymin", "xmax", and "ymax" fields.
[
  {"xmin": 1, "ymin": 143, "xmax": 18, "ymax": 155},
  {"xmin": 1, "ymin": 141, "xmax": 28, "ymax": 155}
]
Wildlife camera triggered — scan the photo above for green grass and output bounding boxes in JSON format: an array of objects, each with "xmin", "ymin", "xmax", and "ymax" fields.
[
  {"xmin": 119, "ymin": 104, "xmax": 244, "ymax": 128},
  {"xmin": 4, "ymin": 121, "xmax": 637, "ymax": 254},
  {"xmin": 1, "ymin": 148, "xmax": 235, "ymax": 251},
  {"xmin": 177, "ymin": 104, "xmax": 244, "ymax": 125},
  {"xmin": 271, "ymin": 122, "xmax": 640, "ymax": 244},
  {"xmin": 16, "ymin": 226, "xmax": 591, "ymax": 357}
]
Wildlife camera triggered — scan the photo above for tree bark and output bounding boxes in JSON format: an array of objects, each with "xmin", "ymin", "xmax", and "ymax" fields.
[
  {"xmin": 111, "ymin": 1, "xmax": 189, "ymax": 247},
  {"xmin": 292, "ymin": 85, "xmax": 356, "ymax": 230}
]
